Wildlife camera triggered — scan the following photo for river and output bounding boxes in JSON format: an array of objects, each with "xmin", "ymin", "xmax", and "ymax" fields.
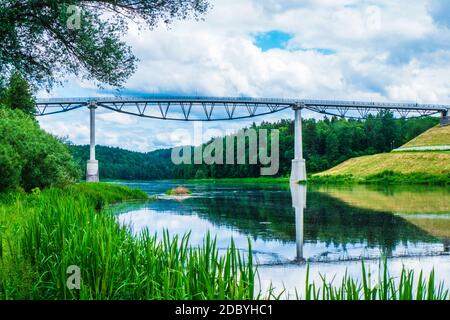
[{"xmin": 111, "ymin": 181, "xmax": 450, "ymax": 298}]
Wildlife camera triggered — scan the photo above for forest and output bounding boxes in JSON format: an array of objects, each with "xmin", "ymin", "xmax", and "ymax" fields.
[{"xmin": 70, "ymin": 113, "xmax": 439, "ymax": 180}]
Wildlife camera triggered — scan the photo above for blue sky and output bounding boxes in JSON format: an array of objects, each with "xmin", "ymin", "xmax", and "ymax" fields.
[
  {"xmin": 38, "ymin": 0, "xmax": 450, "ymax": 152},
  {"xmin": 254, "ymin": 30, "xmax": 294, "ymax": 51}
]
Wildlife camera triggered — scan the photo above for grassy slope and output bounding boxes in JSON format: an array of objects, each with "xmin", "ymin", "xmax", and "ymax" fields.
[
  {"xmin": 315, "ymin": 125, "xmax": 450, "ymax": 179},
  {"xmin": 402, "ymin": 125, "xmax": 450, "ymax": 148},
  {"xmin": 316, "ymin": 152, "xmax": 450, "ymax": 177}
]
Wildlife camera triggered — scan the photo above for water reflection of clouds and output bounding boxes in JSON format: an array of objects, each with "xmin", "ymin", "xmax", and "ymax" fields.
[{"xmin": 259, "ymin": 256, "xmax": 450, "ymax": 299}]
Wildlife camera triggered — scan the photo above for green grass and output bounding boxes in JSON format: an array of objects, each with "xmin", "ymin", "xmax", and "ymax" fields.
[
  {"xmin": 0, "ymin": 183, "xmax": 255, "ymax": 300},
  {"xmin": 401, "ymin": 125, "xmax": 450, "ymax": 148},
  {"xmin": 316, "ymin": 152, "xmax": 450, "ymax": 178},
  {"xmin": 309, "ymin": 171, "xmax": 450, "ymax": 186}
]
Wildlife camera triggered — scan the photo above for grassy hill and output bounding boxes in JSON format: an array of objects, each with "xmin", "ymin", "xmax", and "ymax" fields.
[
  {"xmin": 316, "ymin": 152, "xmax": 450, "ymax": 177},
  {"xmin": 314, "ymin": 124, "xmax": 450, "ymax": 182},
  {"xmin": 401, "ymin": 125, "xmax": 450, "ymax": 148}
]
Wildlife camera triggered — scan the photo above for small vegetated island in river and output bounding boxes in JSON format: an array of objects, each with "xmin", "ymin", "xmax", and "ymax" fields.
[{"xmin": 165, "ymin": 186, "xmax": 193, "ymax": 196}]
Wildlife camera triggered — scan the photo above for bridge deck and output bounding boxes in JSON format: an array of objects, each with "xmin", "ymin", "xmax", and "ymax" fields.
[{"xmin": 35, "ymin": 96, "xmax": 449, "ymax": 120}]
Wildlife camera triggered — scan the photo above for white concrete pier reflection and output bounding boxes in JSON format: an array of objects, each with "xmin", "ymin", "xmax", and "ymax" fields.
[{"xmin": 290, "ymin": 183, "xmax": 307, "ymax": 262}]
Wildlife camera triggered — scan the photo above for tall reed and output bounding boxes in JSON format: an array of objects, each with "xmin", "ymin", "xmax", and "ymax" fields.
[
  {"xmin": 1, "ymin": 184, "xmax": 255, "ymax": 300},
  {"xmin": 303, "ymin": 259, "xmax": 449, "ymax": 300}
]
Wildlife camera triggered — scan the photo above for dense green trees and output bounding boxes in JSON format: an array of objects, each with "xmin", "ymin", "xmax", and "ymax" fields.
[
  {"xmin": 0, "ymin": 107, "xmax": 80, "ymax": 192},
  {"xmin": 0, "ymin": 72, "xmax": 35, "ymax": 115},
  {"xmin": 70, "ymin": 145, "xmax": 175, "ymax": 181},
  {"xmin": 70, "ymin": 114, "xmax": 439, "ymax": 180},
  {"xmin": 0, "ymin": 0, "xmax": 209, "ymax": 89}
]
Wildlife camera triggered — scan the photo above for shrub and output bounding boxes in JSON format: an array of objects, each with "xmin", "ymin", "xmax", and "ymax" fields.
[
  {"xmin": 0, "ymin": 144, "xmax": 21, "ymax": 191},
  {"xmin": 0, "ymin": 106, "xmax": 80, "ymax": 192}
]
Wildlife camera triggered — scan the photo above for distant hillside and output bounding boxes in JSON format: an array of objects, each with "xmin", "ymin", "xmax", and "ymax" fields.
[
  {"xmin": 315, "ymin": 125, "xmax": 450, "ymax": 179},
  {"xmin": 70, "ymin": 145, "xmax": 176, "ymax": 181}
]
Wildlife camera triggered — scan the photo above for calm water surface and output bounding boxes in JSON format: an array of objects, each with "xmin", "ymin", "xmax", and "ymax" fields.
[{"xmin": 112, "ymin": 181, "xmax": 450, "ymax": 297}]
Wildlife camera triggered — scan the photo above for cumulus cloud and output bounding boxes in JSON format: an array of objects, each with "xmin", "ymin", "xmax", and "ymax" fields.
[{"xmin": 97, "ymin": 112, "xmax": 138, "ymax": 126}]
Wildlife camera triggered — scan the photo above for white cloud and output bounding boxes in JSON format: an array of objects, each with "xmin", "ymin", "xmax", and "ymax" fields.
[{"xmin": 97, "ymin": 112, "xmax": 138, "ymax": 125}]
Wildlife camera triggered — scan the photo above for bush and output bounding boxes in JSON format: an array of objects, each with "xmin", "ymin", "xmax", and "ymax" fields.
[
  {"xmin": 0, "ymin": 144, "xmax": 21, "ymax": 191},
  {"xmin": 0, "ymin": 106, "xmax": 80, "ymax": 191}
]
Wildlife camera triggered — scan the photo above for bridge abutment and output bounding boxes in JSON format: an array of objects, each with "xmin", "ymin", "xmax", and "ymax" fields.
[
  {"xmin": 290, "ymin": 105, "xmax": 307, "ymax": 183},
  {"xmin": 86, "ymin": 101, "xmax": 99, "ymax": 182}
]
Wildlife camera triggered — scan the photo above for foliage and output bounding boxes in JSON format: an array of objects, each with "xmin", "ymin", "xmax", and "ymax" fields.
[
  {"xmin": 0, "ymin": 107, "xmax": 80, "ymax": 192},
  {"xmin": 165, "ymin": 186, "xmax": 192, "ymax": 196},
  {"xmin": 0, "ymin": 0, "xmax": 209, "ymax": 89},
  {"xmin": 70, "ymin": 114, "xmax": 439, "ymax": 180},
  {"xmin": 0, "ymin": 183, "xmax": 255, "ymax": 300},
  {"xmin": 69, "ymin": 145, "xmax": 175, "ymax": 180},
  {"xmin": 0, "ymin": 143, "xmax": 21, "ymax": 191},
  {"xmin": 1, "ymin": 72, "xmax": 35, "ymax": 115}
]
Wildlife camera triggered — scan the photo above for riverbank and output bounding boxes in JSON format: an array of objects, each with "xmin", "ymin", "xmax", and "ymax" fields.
[
  {"xmin": 311, "ymin": 151, "xmax": 449, "ymax": 185},
  {"xmin": 0, "ymin": 183, "xmax": 255, "ymax": 300},
  {"xmin": 309, "ymin": 170, "xmax": 450, "ymax": 186},
  {"xmin": 115, "ymin": 173, "xmax": 447, "ymax": 187}
]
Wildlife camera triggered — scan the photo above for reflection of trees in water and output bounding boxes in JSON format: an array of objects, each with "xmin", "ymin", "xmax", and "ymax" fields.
[
  {"xmin": 306, "ymin": 192, "xmax": 437, "ymax": 254},
  {"xmin": 179, "ymin": 190, "xmax": 437, "ymax": 253}
]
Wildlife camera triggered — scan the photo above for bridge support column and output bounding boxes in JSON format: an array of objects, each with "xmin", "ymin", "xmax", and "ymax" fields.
[
  {"xmin": 86, "ymin": 101, "xmax": 99, "ymax": 182},
  {"xmin": 290, "ymin": 104, "xmax": 307, "ymax": 183},
  {"xmin": 441, "ymin": 109, "xmax": 449, "ymax": 126}
]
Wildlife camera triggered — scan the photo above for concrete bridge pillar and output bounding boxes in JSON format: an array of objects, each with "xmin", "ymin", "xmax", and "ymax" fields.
[
  {"xmin": 291, "ymin": 183, "xmax": 307, "ymax": 262},
  {"xmin": 290, "ymin": 103, "xmax": 307, "ymax": 183},
  {"xmin": 86, "ymin": 101, "xmax": 99, "ymax": 182},
  {"xmin": 441, "ymin": 109, "xmax": 450, "ymax": 126}
]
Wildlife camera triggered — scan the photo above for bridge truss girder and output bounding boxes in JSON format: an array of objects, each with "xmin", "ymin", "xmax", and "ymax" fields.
[{"xmin": 35, "ymin": 97, "xmax": 448, "ymax": 121}]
